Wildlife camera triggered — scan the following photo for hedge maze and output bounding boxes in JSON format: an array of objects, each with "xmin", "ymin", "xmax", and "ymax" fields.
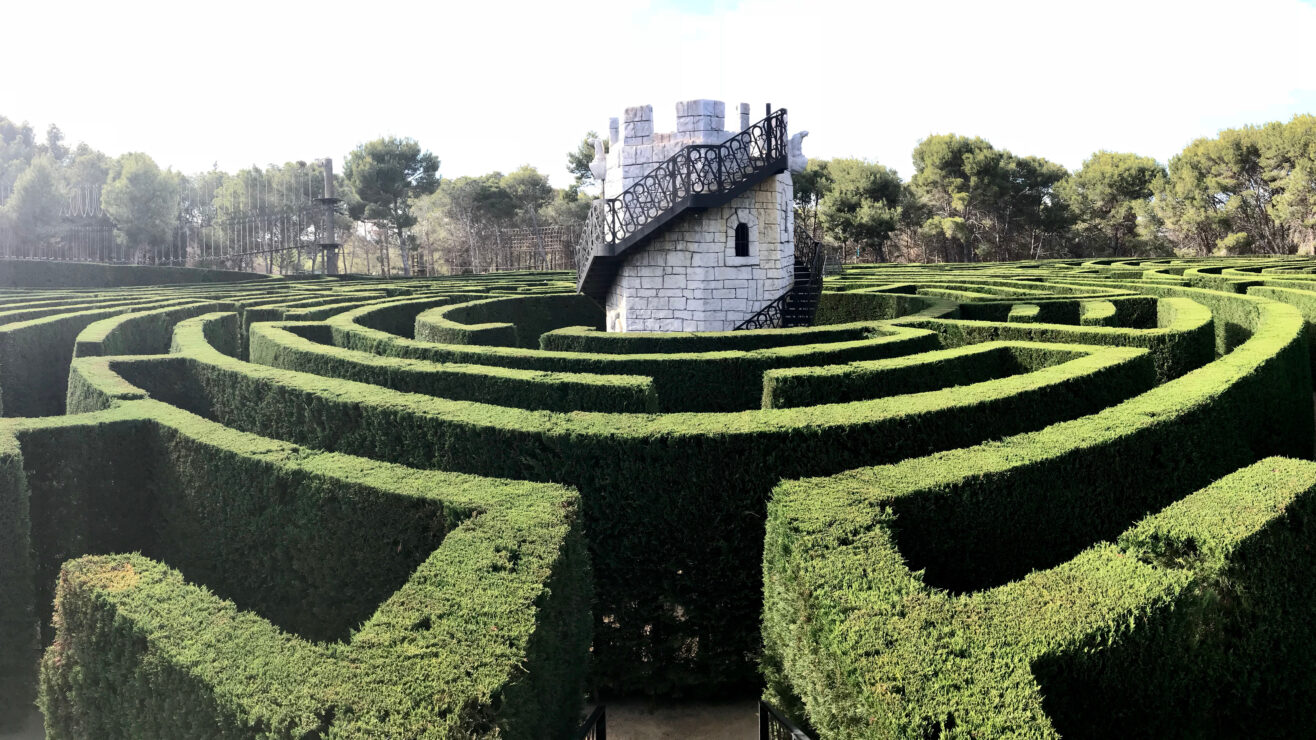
[{"xmin": 4, "ymin": 257, "xmax": 1316, "ymax": 736}]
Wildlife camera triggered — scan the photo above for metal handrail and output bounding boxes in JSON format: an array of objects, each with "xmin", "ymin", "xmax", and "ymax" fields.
[
  {"xmin": 573, "ymin": 705, "xmax": 606, "ymax": 740},
  {"xmin": 734, "ymin": 232, "xmax": 828, "ymax": 330},
  {"xmin": 758, "ymin": 700, "xmax": 814, "ymax": 740},
  {"xmin": 575, "ymin": 109, "xmax": 789, "ymax": 288},
  {"xmin": 736, "ymin": 288, "xmax": 792, "ymax": 330}
]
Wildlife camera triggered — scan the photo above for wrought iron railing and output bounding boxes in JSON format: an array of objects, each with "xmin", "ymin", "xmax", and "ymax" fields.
[
  {"xmin": 796, "ymin": 230, "xmax": 828, "ymax": 307},
  {"xmin": 736, "ymin": 289, "xmax": 791, "ymax": 330},
  {"xmin": 573, "ymin": 705, "xmax": 606, "ymax": 740},
  {"xmin": 759, "ymin": 700, "xmax": 814, "ymax": 740},
  {"xmin": 575, "ymin": 109, "xmax": 789, "ymax": 287},
  {"xmin": 734, "ymin": 231, "xmax": 829, "ymax": 330}
]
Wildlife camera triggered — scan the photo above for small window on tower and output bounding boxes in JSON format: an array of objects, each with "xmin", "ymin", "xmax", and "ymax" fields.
[{"xmin": 734, "ymin": 222, "xmax": 750, "ymax": 257}]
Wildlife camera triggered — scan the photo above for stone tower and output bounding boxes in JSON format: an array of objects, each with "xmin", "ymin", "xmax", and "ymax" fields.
[{"xmin": 576, "ymin": 99, "xmax": 808, "ymax": 332}]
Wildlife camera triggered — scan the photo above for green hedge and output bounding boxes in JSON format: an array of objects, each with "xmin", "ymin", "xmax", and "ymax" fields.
[
  {"xmin": 415, "ymin": 294, "xmax": 603, "ymax": 349},
  {"xmin": 59, "ymin": 311, "xmax": 1180, "ymax": 694},
  {"xmin": 2, "ymin": 401, "xmax": 590, "ymax": 738},
  {"xmin": 0, "ymin": 429, "xmax": 36, "ymax": 729},
  {"xmin": 763, "ymin": 288, "xmax": 1314, "ymax": 736},
  {"xmin": 762, "ymin": 341, "xmax": 1118, "ymax": 409},
  {"xmin": 0, "ymin": 297, "xmax": 194, "ymax": 416},
  {"xmin": 539, "ymin": 322, "xmax": 876, "ymax": 354},
  {"xmin": 0, "ymin": 260, "xmax": 264, "ymax": 288},
  {"xmin": 1007, "ymin": 302, "xmax": 1040, "ymax": 323},
  {"xmin": 765, "ymin": 457, "xmax": 1316, "ymax": 738},
  {"xmin": 813, "ymin": 290, "xmax": 957, "ymax": 324},
  {"xmin": 249, "ymin": 321, "xmax": 659, "ymax": 413},
  {"xmin": 332, "ymin": 301, "xmax": 947, "ymax": 412},
  {"xmin": 1080, "ymin": 299, "xmax": 1117, "ymax": 326},
  {"xmin": 1249, "ymin": 285, "xmax": 1316, "ymax": 369},
  {"xmin": 897, "ymin": 296, "xmax": 1215, "ymax": 382},
  {"xmin": 73, "ymin": 301, "xmax": 237, "ymax": 357}
]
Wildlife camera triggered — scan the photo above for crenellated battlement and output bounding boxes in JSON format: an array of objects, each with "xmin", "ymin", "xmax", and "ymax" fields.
[{"xmin": 602, "ymin": 99, "xmax": 762, "ymax": 199}]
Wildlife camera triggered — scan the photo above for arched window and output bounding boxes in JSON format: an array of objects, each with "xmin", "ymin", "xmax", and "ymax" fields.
[{"xmin": 734, "ymin": 222, "xmax": 750, "ymax": 257}]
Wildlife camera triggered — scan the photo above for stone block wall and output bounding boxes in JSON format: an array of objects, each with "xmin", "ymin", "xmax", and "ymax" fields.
[{"xmin": 604, "ymin": 174, "xmax": 795, "ymax": 332}]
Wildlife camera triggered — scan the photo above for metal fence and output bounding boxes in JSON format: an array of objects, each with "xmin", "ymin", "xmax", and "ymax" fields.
[
  {"xmin": 0, "ymin": 166, "xmax": 583, "ymax": 276},
  {"xmin": 573, "ymin": 705, "xmax": 606, "ymax": 740},
  {"xmin": 759, "ymin": 700, "xmax": 813, "ymax": 740}
]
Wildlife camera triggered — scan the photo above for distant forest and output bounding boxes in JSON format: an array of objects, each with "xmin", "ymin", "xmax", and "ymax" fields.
[{"xmin": 3, "ymin": 112, "xmax": 1313, "ymax": 274}]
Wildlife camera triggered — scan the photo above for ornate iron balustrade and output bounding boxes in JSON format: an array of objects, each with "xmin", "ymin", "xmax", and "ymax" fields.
[
  {"xmin": 734, "ymin": 231, "xmax": 829, "ymax": 330},
  {"xmin": 736, "ymin": 289, "xmax": 791, "ymax": 330},
  {"xmin": 574, "ymin": 109, "xmax": 789, "ymax": 289},
  {"xmin": 796, "ymin": 230, "xmax": 827, "ymax": 306},
  {"xmin": 759, "ymin": 700, "xmax": 814, "ymax": 740}
]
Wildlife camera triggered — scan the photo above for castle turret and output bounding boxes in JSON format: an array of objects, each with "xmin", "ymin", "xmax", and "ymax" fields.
[{"xmin": 580, "ymin": 99, "xmax": 807, "ymax": 332}]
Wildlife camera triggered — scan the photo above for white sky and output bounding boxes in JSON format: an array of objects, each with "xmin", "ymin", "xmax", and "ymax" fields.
[{"xmin": 4, "ymin": 0, "xmax": 1315, "ymax": 187}]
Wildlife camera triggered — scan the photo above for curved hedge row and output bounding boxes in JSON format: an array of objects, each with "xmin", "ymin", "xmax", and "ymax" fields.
[{"xmin": 1, "ymin": 259, "xmax": 1316, "ymax": 738}]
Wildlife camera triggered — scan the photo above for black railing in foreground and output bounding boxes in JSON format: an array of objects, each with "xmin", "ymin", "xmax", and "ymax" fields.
[
  {"xmin": 759, "ymin": 700, "xmax": 814, "ymax": 740},
  {"xmin": 575, "ymin": 109, "xmax": 789, "ymax": 288},
  {"xmin": 573, "ymin": 705, "xmax": 606, "ymax": 740}
]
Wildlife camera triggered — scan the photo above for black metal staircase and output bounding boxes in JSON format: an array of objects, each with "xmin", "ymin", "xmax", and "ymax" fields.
[
  {"xmin": 734, "ymin": 231, "xmax": 827, "ymax": 330},
  {"xmin": 574, "ymin": 109, "xmax": 789, "ymax": 302}
]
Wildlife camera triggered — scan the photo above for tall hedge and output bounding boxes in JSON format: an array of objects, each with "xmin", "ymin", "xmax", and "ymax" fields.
[
  {"xmin": 57, "ymin": 310, "xmax": 1207, "ymax": 694},
  {"xmin": 8, "ymin": 401, "xmax": 591, "ymax": 738},
  {"xmin": 764, "ymin": 457, "xmax": 1316, "ymax": 737}
]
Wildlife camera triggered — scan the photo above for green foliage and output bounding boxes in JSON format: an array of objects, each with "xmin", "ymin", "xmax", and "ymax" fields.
[
  {"xmin": 763, "ymin": 341, "xmax": 1153, "ymax": 410},
  {"xmin": 899, "ymin": 296, "xmax": 1216, "ymax": 382},
  {"xmin": 792, "ymin": 158, "xmax": 832, "ymax": 236},
  {"xmin": 249, "ymin": 321, "xmax": 659, "ymax": 413},
  {"xmin": 766, "ymin": 457, "xmax": 1316, "ymax": 737},
  {"xmin": 0, "ymin": 431, "xmax": 35, "ymax": 729},
  {"xmin": 344, "ymin": 300, "xmax": 946, "ymax": 412},
  {"xmin": 763, "ymin": 283, "xmax": 1314, "ymax": 736},
  {"xmin": 415, "ymin": 294, "xmax": 604, "ymax": 349},
  {"xmin": 909, "ymin": 134, "xmax": 1071, "ymax": 262},
  {"xmin": 101, "ymin": 153, "xmax": 181, "ymax": 262},
  {"xmin": 1055, "ymin": 151, "xmax": 1166, "ymax": 257},
  {"xmin": 102, "ymin": 300, "xmax": 1245, "ymax": 695},
  {"xmin": 1154, "ymin": 116, "xmax": 1316, "ymax": 257},
  {"xmin": 344, "ymin": 137, "xmax": 441, "ymax": 276},
  {"xmin": 1, "ymin": 155, "xmax": 64, "ymax": 247},
  {"xmin": 8, "ymin": 259, "xmax": 1316, "ymax": 734},
  {"xmin": 818, "ymin": 158, "xmax": 902, "ymax": 261},
  {"xmin": 566, "ymin": 131, "xmax": 604, "ymax": 192},
  {"xmin": 15, "ymin": 404, "xmax": 590, "ymax": 739}
]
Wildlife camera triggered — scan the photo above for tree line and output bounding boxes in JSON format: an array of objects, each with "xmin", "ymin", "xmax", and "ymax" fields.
[
  {"xmin": 797, "ymin": 115, "xmax": 1316, "ymax": 262},
  {"xmin": 0, "ymin": 116, "xmax": 588, "ymax": 275},
  {"xmin": 4, "ymin": 112, "xmax": 1313, "ymax": 274}
]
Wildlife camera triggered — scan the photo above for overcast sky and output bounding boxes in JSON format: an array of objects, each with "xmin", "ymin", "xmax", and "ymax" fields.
[{"xmin": 5, "ymin": 0, "xmax": 1315, "ymax": 187}]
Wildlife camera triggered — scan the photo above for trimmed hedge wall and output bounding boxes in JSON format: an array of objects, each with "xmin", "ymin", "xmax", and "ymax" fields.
[
  {"xmin": 73, "ymin": 301, "xmax": 237, "ymax": 357},
  {"xmin": 0, "ymin": 260, "xmax": 264, "ymax": 288},
  {"xmin": 813, "ymin": 290, "xmax": 957, "ymax": 324},
  {"xmin": 762, "ymin": 341, "xmax": 1113, "ymax": 409},
  {"xmin": 763, "ymin": 287, "xmax": 1314, "ymax": 735},
  {"xmin": 2, "ymin": 401, "xmax": 590, "ymax": 738},
  {"xmin": 897, "ymin": 296, "xmax": 1215, "ymax": 382},
  {"xmin": 0, "ymin": 429, "xmax": 36, "ymax": 729},
  {"xmin": 4, "ymin": 259, "xmax": 1316, "ymax": 729},
  {"xmin": 415, "ymin": 294, "xmax": 603, "ymax": 349},
  {"xmin": 0, "ymin": 297, "xmax": 195, "ymax": 416},
  {"xmin": 58, "ymin": 311, "xmax": 1176, "ymax": 694},
  {"xmin": 249, "ymin": 321, "xmax": 660, "ymax": 413},
  {"xmin": 333, "ymin": 302, "xmax": 948, "ymax": 412},
  {"xmin": 539, "ymin": 322, "xmax": 875, "ymax": 354},
  {"xmin": 764, "ymin": 457, "xmax": 1316, "ymax": 737}
]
